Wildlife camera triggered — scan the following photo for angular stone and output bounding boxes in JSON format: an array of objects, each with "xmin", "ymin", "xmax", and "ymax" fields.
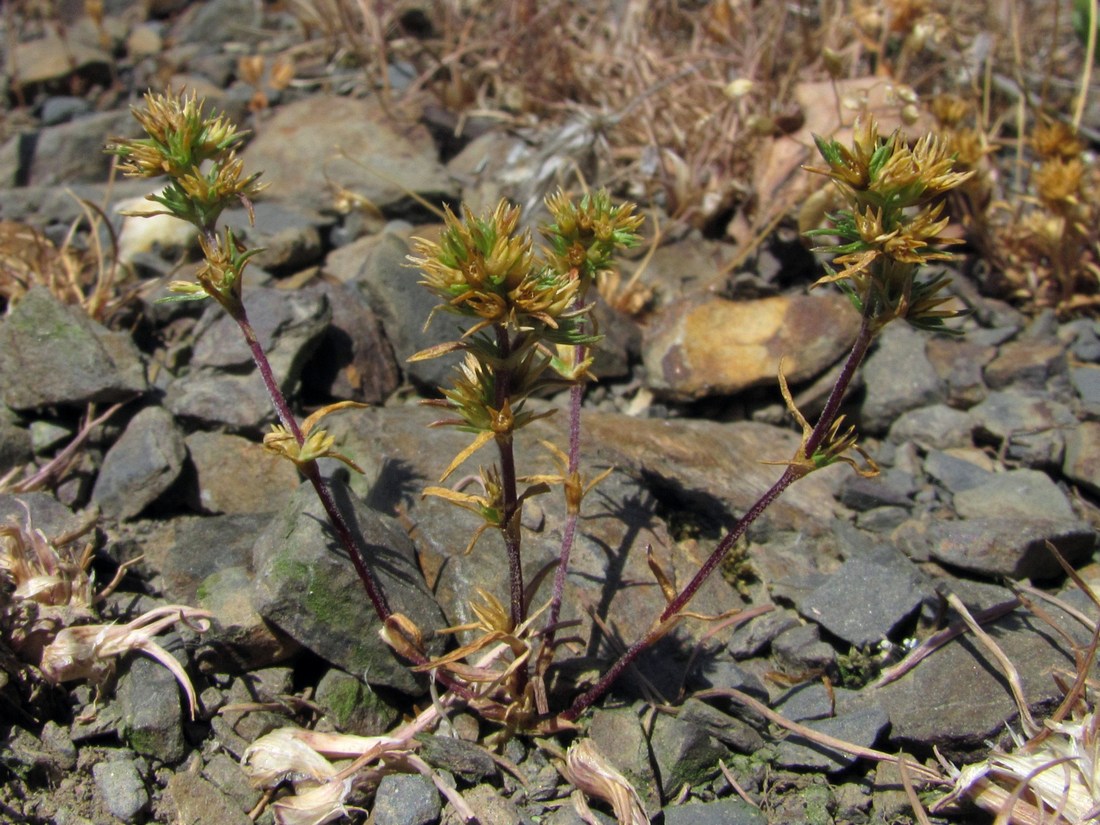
[
  {"xmin": 241, "ymin": 96, "xmax": 456, "ymax": 214},
  {"xmin": 4, "ymin": 30, "xmax": 111, "ymax": 88},
  {"xmin": 221, "ymin": 202, "xmax": 326, "ymax": 273},
  {"xmin": 649, "ymin": 713, "xmax": 729, "ymax": 799},
  {"xmin": 953, "ymin": 469, "xmax": 1076, "ymax": 522},
  {"xmin": 772, "ymin": 623, "xmax": 836, "ymax": 674},
  {"xmin": 797, "ymin": 552, "xmax": 931, "ymax": 648},
  {"xmin": 117, "ymin": 652, "xmax": 188, "ymax": 763},
  {"xmin": 0, "ymin": 406, "xmax": 31, "ymax": 476},
  {"xmin": 0, "ymin": 286, "xmax": 146, "ymax": 410},
  {"xmin": 251, "ymin": 482, "xmax": 446, "ymax": 694},
  {"xmin": 969, "ymin": 390, "xmax": 1076, "ymax": 468},
  {"xmin": 860, "ymin": 323, "xmax": 945, "ymax": 434},
  {"xmin": 92, "ymin": 406, "xmax": 186, "ymax": 520},
  {"xmin": 925, "ymin": 336, "xmax": 994, "ymax": 407},
  {"xmin": 92, "ymin": 758, "xmax": 148, "ymax": 824},
  {"xmin": 374, "ymin": 774, "xmax": 441, "ymax": 825},
  {"xmin": 164, "ymin": 773, "xmax": 252, "ymax": 825},
  {"xmin": 314, "ymin": 667, "xmax": 400, "ymax": 735},
  {"xmin": 888, "ymin": 403, "xmax": 974, "ymax": 451},
  {"xmin": 984, "ymin": 339, "xmax": 1067, "ymax": 390},
  {"xmin": 26, "ymin": 110, "xmax": 138, "ymax": 185},
  {"xmin": 589, "ymin": 706, "xmax": 660, "ymax": 811},
  {"xmin": 642, "ymin": 293, "xmax": 859, "ymax": 400},
  {"xmin": 919, "ymin": 517, "xmax": 1095, "ymax": 580},
  {"xmin": 184, "ymin": 430, "xmax": 300, "ymax": 515},
  {"xmin": 662, "ymin": 799, "xmax": 767, "ymax": 825},
  {"xmin": 1063, "ymin": 420, "xmax": 1100, "ymax": 496},
  {"xmin": 165, "ymin": 370, "xmax": 273, "ymax": 432},
  {"xmin": 775, "ymin": 703, "xmax": 890, "ymax": 772}
]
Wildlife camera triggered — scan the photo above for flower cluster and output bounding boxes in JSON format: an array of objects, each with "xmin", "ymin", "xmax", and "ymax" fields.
[{"xmin": 806, "ymin": 117, "xmax": 973, "ymax": 332}]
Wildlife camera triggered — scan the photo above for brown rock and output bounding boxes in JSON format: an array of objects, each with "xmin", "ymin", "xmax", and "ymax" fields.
[
  {"xmin": 642, "ymin": 293, "xmax": 860, "ymax": 400},
  {"xmin": 1064, "ymin": 420, "xmax": 1100, "ymax": 496},
  {"xmin": 185, "ymin": 430, "xmax": 300, "ymax": 515}
]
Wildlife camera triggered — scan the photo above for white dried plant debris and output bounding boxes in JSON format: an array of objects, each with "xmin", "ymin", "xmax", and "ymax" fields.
[
  {"xmin": 559, "ymin": 737, "xmax": 649, "ymax": 825},
  {"xmin": 0, "ymin": 501, "xmax": 96, "ymax": 609}
]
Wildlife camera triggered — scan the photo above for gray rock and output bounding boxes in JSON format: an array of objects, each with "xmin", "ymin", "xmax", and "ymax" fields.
[
  {"xmin": 4, "ymin": 724, "xmax": 76, "ymax": 783},
  {"xmin": 1062, "ymin": 318, "xmax": 1100, "ymax": 361},
  {"xmin": 241, "ymin": 95, "xmax": 456, "ymax": 214},
  {"xmin": 419, "ymin": 735, "xmax": 497, "ymax": 782},
  {"xmin": 314, "ymin": 667, "xmax": 400, "ymax": 735},
  {"xmin": 447, "ymin": 784, "xmax": 531, "ymax": 825},
  {"xmin": 117, "ymin": 652, "xmax": 189, "ymax": 763},
  {"xmin": 775, "ymin": 704, "xmax": 890, "ymax": 772},
  {"xmin": 165, "ymin": 369, "xmax": 274, "ymax": 431},
  {"xmin": 0, "ymin": 406, "xmax": 31, "ymax": 475},
  {"xmin": 184, "ymin": 430, "xmax": 300, "ymax": 514},
  {"xmin": 662, "ymin": 799, "xmax": 767, "ymax": 825},
  {"xmin": 677, "ymin": 698, "xmax": 766, "ymax": 755},
  {"xmin": 873, "ymin": 596, "xmax": 1088, "ymax": 760},
  {"xmin": 649, "ymin": 713, "xmax": 729, "ymax": 799},
  {"xmin": 190, "ymin": 285, "xmax": 330, "ymax": 391},
  {"xmin": 797, "ymin": 552, "xmax": 930, "ymax": 649},
  {"xmin": 1070, "ymin": 365, "xmax": 1100, "ymax": 415},
  {"xmin": 3, "ymin": 28, "xmax": 111, "ymax": 90},
  {"xmin": 589, "ymin": 706, "xmax": 660, "ymax": 811},
  {"xmin": 221, "ymin": 201, "xmax": 327, "ymax": 273},
  {"xmin": 164, "ymin": 773, "xmax": 252, "ymax": 825},
  {"xmin": 300, "ymin": 279, "xmax": 402, "ymax": 404},
  {"xmin": 771, "ymin": 623, "xmax": 836, "ymax": 674},
  {"xmin": 728, "ymin": 608, "xmax": 801, "ymax": 658},
  {"xmin": 0, "ymin": 286, "xmax": 146, "ymax": 410},
  {"xmin": 38, "ymin": 96, "xmax": 92, "ymax": 126},
  {"xmin": 838, "ymin": 471, "xmax": 914, "ymax": 511},
  {"xmin": 170, "ymin": 0, "xmax": 264, "ymax": 44},
  {"xmin": 984, "ymin": 339, "xmax": 1067, "ymax": 390},
  {"xmin": 201, "ymin": 751, "xmax": 261, "ymax": 816},
  {"xmin": 953, "ymin": 468, "xmax": 1076, "ymax": 522},
  {"xmin": 925, "ymin": 336, "xmax": 993, "ymax": 407},
  {"xmin": 26, "ymin": 110, "xmax": 139, "ymax": 185},
  {"xmin": 860, "ymin": 324, "xmax": 945, "ymax": 434},
  {"xmin": 888, "ymin": 403, "xmax": 973, "ymax": 450},
  {"xmin": 910, "ymin": 517, "xmax": 1095, "ymax": 580},
  {"xmin": 329, "ymin": 231, "xmax": 455, "ymax": 391},
  {"xmin": 1063, "ymin": 421, "xmax": 1100, "ymax": 495},
  {"xmin": 374, "ymin": 773, "xmax": 442, "ymax": 825},
  {"xmin": 92, "ymin": 758, "xmax": 148, "ymax": 823},
  {"xmin": 92, "ymin": 406, "xmax": 187, "ymax": 520},
  {"xmin": 922, "ymin": 448, "xmax": 995, "ymax": 494},
  {"xmin": 969, "ymin": 390, "xmax": 1076, "ymax": 468},
  {"xmin": 251, "ymin": 482, "xmax": 446, "ymax": 694}
]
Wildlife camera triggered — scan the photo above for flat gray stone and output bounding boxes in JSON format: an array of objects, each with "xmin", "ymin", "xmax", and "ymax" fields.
[
  {"xmin": 374, "ymin": 774, "xmax": 441, "ymax": 825},
  {"xmin": 92, "ymin": 758, "xmax": 148, "ymax": 824},
  {"xmin": 662, "ymin": 799, "xmax": 766, "ymax": 825},
  {"xmin": 920, "ymin": 517, "xmax": 1095, "ymax": 580},
  {"xmin": 92, "ymin": 406, "xmax": 186, "ymax": 520},
  {"xmin": 117, "ymin": 651, "xmax": 188, "ymax": 763},
  {"xmin": 953, "ymin": 468, "xmax": 1076, "ymax": 522},
  {"xmin": 969, "ymin": 390, "xmax": 1075, "ymax": 468},
  {"xmin": 1063, "ymin": 420, "xmax": 1100, "ymax": 496},
  {"xmin": 775, "ymin": 704, "xmax": 890, "ymax": 772},
  {"xmin": 0, "ymin": 286, "xmax": 146, "ymax": 410},
  {"xmin": 860, "ymin": 324, "xmax": 944, "ymax": 434}
]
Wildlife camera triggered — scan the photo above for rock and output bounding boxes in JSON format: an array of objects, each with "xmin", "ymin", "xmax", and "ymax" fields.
[
  {"xmin": 241, "ymin": 95, "xmax": 456, "ymax": 215},
  {"xmin": 859, "ymin": 323, "xmax": 945, "ymax": 434},
  {"xmin": 589, "ymin": 706, "xmax": 660, "ymax": 811},
  {"xmin": 221, "ymin": 202, "xmax": 327, "ymax": 273},
  {"xmin": 677, "ymin": 698, "xmax": 766, "ymax": 755},
  {"xmin": 969, "ymin": 390, "xmax": 1076, "ymax": 468},
  {"xmin": 196, "ymin": 564, "xmax": 301, "ymax": 671},
  {"xmin": 327, "ymin": 231, "xmax": 455, "ymax": 391},
  {"xmin": 922, "ymin": 448, "xmax": 995, "ymax": 495},
  {"xmin": 0, "ymin": 406, "xmax": 32, "ymax": 475},
  {"xmin": 374, "ymin": 773, "xmax": 442, "ymax": 825},
  {"xmin": 952, "ymin": 468, "xmax": 1076, "ymax": 522},
  {"xmin": 92, "ymin": 758, "xmax": 148, "ymax": 823},
  {"xmin": 188, "ymin": 285, "xmax": 330, "ymax": 391},
  {"xmin": 169, "ymin": 0, "xmax": 264, "ymax": 44},
  {"xmin": 796, "ymin": 552, "xmax": 931, "ymax": 648},
  {"xmin": 25, "ymin": 110, "xmax": 140, "ymax": 185},
  {"xmin": 201, "ymin": 751, "xmax": 261, "ymax": 816},
  {"xmin": 314, "ymin": 667, "xmax": 400, "ymax": 735},
  {"xmin": 924, "ymin": 336, "xmax": 993, "ymax": 407},
  {"xmin": 905, "ymin": 517, "xmax": 1095, "ymax": 580},
  {"xmin": 727, "ymin": 608, "xmax": 801, "ymax": 658},
  {"xmin": 649, "ymin": 713, "xmax": 729, "ymax": 799},
  {"xmin": 642, "ymin": 293, "xmax": 859, "ymax": 400},
  {"xmin": 0, "ymin": 286, "xmax": 146, "ymax": 410},
  {"xmin": 92, "ymin": 406, "xmax": 187, "ymax": 520},
  {"xmin": 1069, "ymin": 365, "xmax": 1100, "ymax": 416},
  {"xmin": 165, "ymin": 370, "xmax": 274, "ymax": 432},
  {"xmin": 164, "ymin": 772, "xmax": 252, "ymax": 825},
  {"xmin": 117, "ymin": 652, "xmax": 189, "ymax": 763},
  {"xmin": 184, "ymin": 430, "xmax": 300, "ymax": 514},
  {"xmin": 775, "ymin": 704, "xmax": 890, "ymax": 772},
  {"xmin": 446, "ymin": 784, "xmax": 530, "ymax": 825},
  {"xmin": 419, "ymin": 735, "xmax": 497, "ymax": 782},
  {"xmin": 838, "ymin": 470, "xmax": 915, "ymax": 511},
  {"xmin": 888, "ymin": 404, "xmax": 974, "ymax": 451},
  {"xmin": 661, "ymin": 799, "xmax": 767, "ymax": 825},
  {"xmin": 212, "ymin": 669, "xmax": 293, "ymax": 757},
  {"xmin": 771, "ymin": 623, "xmax": 836, "ymax": 674},
  {"xmin": 39, "ymin": 96, "xmax": 92, "ymax": 126},
  {"xmin": 4, "ymin": 724, "xmax": 76, "ymax": 783},
  {"xmin": 1063, "ymin": 421, "xmax": 1100, "ymax": 495},
  {"xmin": 984, "ymin": 339, "xmax": 1067, "ymax": 390},
  {"xmin": 4, "ymin": 30, "xmax": 111, "ymax": 90},
  {"xmin": 873, "ymin": 591, "xmax": 1089, "ymax": 760},
  {"xmin": 250, "ymin": 482, "xmax": 447, "ymax": 694},
  {"xmin": 299, "ymin": 279, "xmax": 402, "ymax": 404}
]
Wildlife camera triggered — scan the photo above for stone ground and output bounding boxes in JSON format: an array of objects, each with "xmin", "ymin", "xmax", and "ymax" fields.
[{"xmin": 1, "ymin": 2, "xmax": 1099, "ymax": 824}]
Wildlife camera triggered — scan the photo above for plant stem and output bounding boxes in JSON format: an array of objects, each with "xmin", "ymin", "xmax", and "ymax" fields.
[
  {"xmin": 494, "ymin": 325, "xmax": 526, "ymax": 631},
  {"xmin": 230, "ymin": 303, "xmax": 392, "ymax": 623},
  {"xmin": 561, "ymin": 316, "xmax": 876, "ymax": 722}
]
